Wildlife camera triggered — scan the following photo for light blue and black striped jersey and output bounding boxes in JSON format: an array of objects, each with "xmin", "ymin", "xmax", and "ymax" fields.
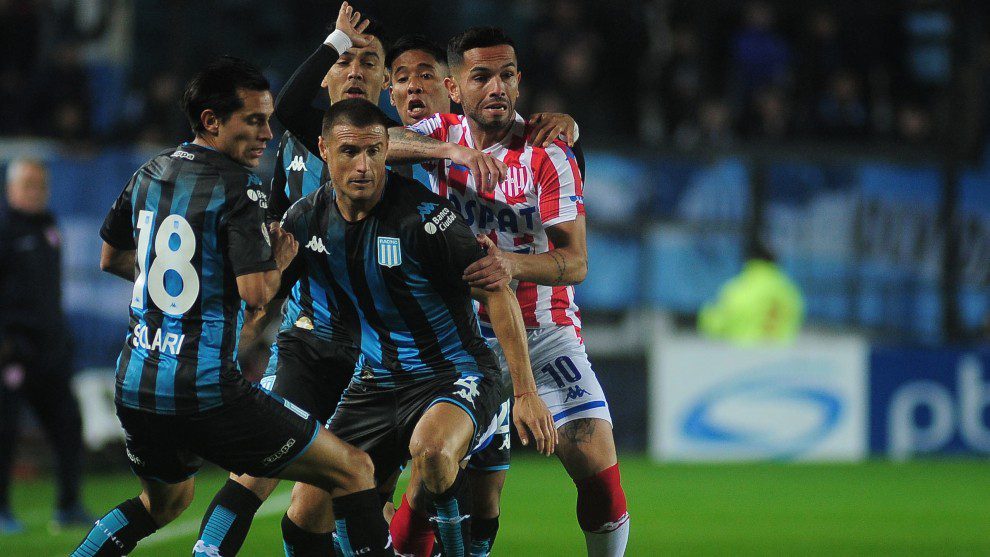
[
  {"xmin": 280, "ymin": 171, "xmax": 499, "ymax": 386},
  {"xmin": 267, "ymin": 131, "xmax": 351, "ymax": 343},
  {"xmin": 100, "ymin": 143, "xmax": 277, "ymax": 414}
]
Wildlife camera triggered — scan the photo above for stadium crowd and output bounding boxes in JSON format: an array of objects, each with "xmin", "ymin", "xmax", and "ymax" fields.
[{"xmin": 1, "ymin": 0, "xmax": 967, "ymax": 150}]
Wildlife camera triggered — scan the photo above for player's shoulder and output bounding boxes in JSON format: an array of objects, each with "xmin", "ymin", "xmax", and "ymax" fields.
[
  {"xmin": 284, "ymin": 184, "xmax": 326, "ymax": 223},
  {"xmin": 528, "ymin": 138, "xmax": 578, "ymax": 176}
]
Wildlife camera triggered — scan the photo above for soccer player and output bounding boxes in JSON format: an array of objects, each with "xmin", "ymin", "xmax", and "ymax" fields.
[
  {"xmin": 279, "ymin": 98, "xmax": 556, "ymax": 557},
  {"xmin": 388, "ymin": 27, "xmax": 631, "ymax": 557},
  {"xmin": 70, "ymin": 57, "xmax": 390, "ymax": 557},
  {"xmin": 192, "ymin": 6, "xmax": 511, "ymax": 556},
  {"xmin": 385, "ymin": 34, "xmax": 585, "ymax": 557}
]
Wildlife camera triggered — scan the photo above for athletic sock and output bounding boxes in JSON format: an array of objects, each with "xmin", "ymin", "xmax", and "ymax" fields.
[
  {"xmin": 332, "ymin": 488, "xmax": 391, "ymax": 557},
  {"xmin": 429, "ymin": 472, "xmax": 469, "ymax": 557},
  {"xmin": 193, "ymin": 479, "xmax": 263, "ymax": 557},
  {"xmin": 390, "ymin": 493, "xmax": 436, "ymax": 556},
  {"xmin": 281, "ymin": 513, "xmax": 333, "ymax": 557},
  {"xmin": 70, "ymin": 497, "xmax": 158, "ymax": 557},
  {"xmin": 574, "ymin": 463, "xmax": 630, "ymax": 557},
  {"xmin": 469, "ymin": 515, "xmax": 499, "ymax": 557}
]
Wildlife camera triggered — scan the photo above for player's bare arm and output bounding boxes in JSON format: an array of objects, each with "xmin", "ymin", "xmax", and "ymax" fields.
[
  {"xmin": 466, "ymin": 216, "xmax": 588, "ymax": 287},
  {"xmin": 528, "ymin": 113, "xmax": 580, "ymax": 147},
  {"xmin": 471, "ymin": 284, "xmax": 557, "ymax": 456},
  {"xmin": 99, "ymin": 242, "xmax": 136, "ymax": 281},
  {"xmin": 386, "ymin": 126, "xmax": 507, "ymax": 193},
  {"xmin": 236, "ymin": 224, "xmax": 298, "ymax": 315}
]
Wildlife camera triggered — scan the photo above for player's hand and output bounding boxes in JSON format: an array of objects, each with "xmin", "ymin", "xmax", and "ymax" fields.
[
  {"xmin": 269, "ymin": 222, "xmax": 299, "ymax": 272},
  {"xmin": 335, "ymin": 1, "xmax": 371, "ymax": 49},
  {"xmin": 528, "ymin": 113, "xmax": 577, "ymax": 147},
  {"xmin": 463, "ymin": 235, "xmax": 514, "ymax": 291},
  {"xmin": 513, "ymin": 392, "xmax": 557, "ymax": 456},
  {"xmin": 447, "ymin": 144, "xmax": 507, "ymax": 194}
]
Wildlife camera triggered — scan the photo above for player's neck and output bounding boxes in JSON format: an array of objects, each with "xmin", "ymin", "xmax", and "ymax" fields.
[
  {"xmin": 467, "ymin": 118, "xmax": 512, "ymax": 151},
  {"xmin": 191, "ymin": 135, "xmax": 221, "ymax": 153},
  {"xmin": 335, "ymin": 182, "xmax": 386, "ymax": 223}
]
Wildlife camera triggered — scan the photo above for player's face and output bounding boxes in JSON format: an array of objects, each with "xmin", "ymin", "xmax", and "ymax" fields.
[
  {"xmin": 389, "ymin": 49, "xmax": 451, "ymax": 125},
  {"xmin": 6, "ymin": 163, "xmax": 49, "ymax": 214},
  {"xmin": 449, "ymin": 45, "xmax": 520, "ymax": 131},
  {"xmin": 320, "ymin": 123, "xmax": 388, "ymax": 205},
  {"xmin": 215, "ymin": 89, "xmax": 274, "ymax": 168},
  {"xmin": 324, "ymin": 39, "xmax": 388, "ymax": 105}
]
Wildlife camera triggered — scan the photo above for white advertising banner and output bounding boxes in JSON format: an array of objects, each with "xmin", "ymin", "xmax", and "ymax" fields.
[{"xmin": 649, "ymin": 334, "xmax": 868, "ymax": 462}]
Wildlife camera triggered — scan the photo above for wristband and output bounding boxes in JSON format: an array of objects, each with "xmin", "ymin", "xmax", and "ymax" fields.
[
  {"xmin": 324, "ymin": 29, "xmax": 353, "ymax": 54},
  {"xmin": 514, "ymin": 391, "xmax": 537, "ymax": 399}
]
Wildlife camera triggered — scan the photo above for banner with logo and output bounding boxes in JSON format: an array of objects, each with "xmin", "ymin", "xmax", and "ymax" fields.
[
  {"xmin": 649, "ymin": 335, "xmax": 868, "ymax": 462},
  {"xmin": 869, "ymin": 347, "xmax": 990, "ymax": 459}
]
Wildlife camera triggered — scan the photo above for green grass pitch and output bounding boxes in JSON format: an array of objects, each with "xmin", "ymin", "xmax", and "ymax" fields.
[{"xmin": 5, "ymin": 455, "xmax": 989, "ymax": 556}]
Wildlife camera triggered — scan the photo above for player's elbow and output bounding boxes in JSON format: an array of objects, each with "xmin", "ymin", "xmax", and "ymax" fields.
[{"xmin": 569, "ymin": 256, "xmax": 588, "ymax": 284}]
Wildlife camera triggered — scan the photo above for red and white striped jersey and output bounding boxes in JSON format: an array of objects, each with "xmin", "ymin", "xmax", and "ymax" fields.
[{"xmin": 409, "ymin": 112, "xmax": 585, "ymax": 329}]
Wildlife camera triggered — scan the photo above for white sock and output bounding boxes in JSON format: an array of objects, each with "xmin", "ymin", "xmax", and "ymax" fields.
[{"xmin": 583, "ymin": 513, "xmax": 630, "ymax": 557}]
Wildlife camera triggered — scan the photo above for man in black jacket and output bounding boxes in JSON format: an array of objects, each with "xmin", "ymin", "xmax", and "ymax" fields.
[{"xmin": 0, "ymin": 159, "xmax": 90, "ymax": 532}]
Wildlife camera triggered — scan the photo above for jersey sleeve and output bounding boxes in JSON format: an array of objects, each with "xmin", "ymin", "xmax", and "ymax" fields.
[
  {"xmin": 407, "ymin": 113, "xmax": 453, "ymax": 142},
  {"xmin": 266, "ymin": 134, "xmax": 291, "ymax": 224},
  {"xmin": 223, "ymin": 175, "xmax": 278, "ymax": 277},
  {"xmin": 99, "ymin": 174, "xmax": 137, "ymax": 249},
  {"xmin": 418, "ymin": 202, "xmax": 485, "ymax": 287},
  {"xmin": 536, "ymin": 142, "xmax": 585, "ymax": 229}
]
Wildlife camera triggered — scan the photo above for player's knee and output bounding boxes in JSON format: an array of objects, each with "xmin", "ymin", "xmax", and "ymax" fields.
[{"xmin": 409, "ymin": 437, "xmax": 457, "ymax": 474}]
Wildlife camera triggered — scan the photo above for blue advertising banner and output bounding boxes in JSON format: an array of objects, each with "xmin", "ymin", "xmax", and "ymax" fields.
[{"xmin": 870, "ymin": 347, "xmax": 990, "ymax": 458}]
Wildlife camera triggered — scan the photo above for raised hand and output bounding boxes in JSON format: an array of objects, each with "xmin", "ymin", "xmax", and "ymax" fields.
[
  {"xmin": 528, "ymin": 113, "xmax": 578, "ymax": 147},
  {"xmin": 335, "ymin": 1, "xmax": 371, "ymax": 49}
]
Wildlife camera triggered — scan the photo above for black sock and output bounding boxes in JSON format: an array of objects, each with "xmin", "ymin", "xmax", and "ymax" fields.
[
  {"xmin": 469, "ymin": 515, "xmax": 499, "ymax": 557},
  {"xmin": 281, "ymin": 512, "xmax": 334, "ymax": 557},
  {"xmin": 193, "ymin": 479, "xmax": 263, "ymax": 556},
  {"xmin": 429, "ymin": 471, "xmax": 470, "ymax": 557},
  {"xmin": 70, "ymin": 497, "xmax": 157, "ymax": 556},
  {"xmin": 331, "ymin": 488, "xmax": 391, "ymax": 557}
]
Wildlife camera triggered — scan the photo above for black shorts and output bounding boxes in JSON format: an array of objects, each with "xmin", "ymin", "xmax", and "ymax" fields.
[
  {"xmin": 264, "ymin": 327, "xmax": 358, "ymax": 423},
  {"xmin": 116, "ymin": 373, "xmax": 320, "ymax": 484},
  {"xmin": 466, "ymin": 398, "xmax": 511, "ymax": 472},
  {"xmin": 328, "ymin": 370, "xmax": 502, "ymax": 485}
]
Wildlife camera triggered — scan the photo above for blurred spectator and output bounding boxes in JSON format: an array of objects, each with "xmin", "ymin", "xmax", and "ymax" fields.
[
  {"xmin": 673, "ymin": 97, "xmax": 735, "ymax": 151},
  {"xmin": 27, "ymin": 44, "xmax": 92, "ymax": 142},
  {"xmin": 0, "ymin": 160, "xmax": 91, "ymax": 533},
  {"xmin": 698, "ymin": 243, "xmax": 805, "ymax": 345},
  {"xmin": 742, "ymin": 85, "xmax": 792, "ymax": 140},
  {"xmin": 896, "ymin": 102, "xmax": 933, "ymax": 144},
  {"xmin": 119, "ymin": 72, "xmax": 188, "ymax": 145},
  {"xmin": 729, "ymin": 1, "xmax": 792, "ymax": 115},
  {"xmin": 815, "ymin": 69, "xmax": 869, "ymax": 139}
]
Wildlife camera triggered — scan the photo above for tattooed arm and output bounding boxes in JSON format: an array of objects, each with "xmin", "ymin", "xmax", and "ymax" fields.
[
  {"xmin": 502, "ymin": 217, "xmax": 588, "ymax": 286},
  {"xmin": 386, "ymin": 127, "xmax": 507, "ymax": 192}
]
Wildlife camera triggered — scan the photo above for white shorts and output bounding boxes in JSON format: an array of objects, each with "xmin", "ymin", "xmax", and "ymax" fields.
[{"xmin": 485, "ymin": 325, "xmax": 612, "ymax": 429}]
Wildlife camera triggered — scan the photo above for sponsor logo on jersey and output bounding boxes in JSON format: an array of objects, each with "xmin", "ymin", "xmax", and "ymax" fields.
[
  {"xmin": 417, "ymin": 201, "xmax": 439, "ymax": 222},
  {"xmin": 423, "ymin": 206, "xmax": 456, "ymax": 235},
  {"xmin": 171, "ymin": 150, "xmax": 195, "ymax": 160},
  {"xmin": 306, "ymin": 236, "xmax": 327, "ymax": 254},
  {"xmin": 565, "ymin": 385, "xmax": 591, "ymax": 401},
  {"xmin": 261, "ymin": 222, "xmax": 271, "ymax": 246},
  {"xmin": 377, "ymin": 237, "xmax": 402, "ymax": 267},
  {"xmin": 126, "ymin": 448, "xmax": 145, "ymax": 467},
  {"xmin": 262, "ymin": 437, "xmax": 296, "ymax": 466},
  {"xmin": 454, "ymin": 376, "xmax": 481, "ymax": 407},
  {"xmin": 246, "ymin": 188, "xmax": 269, "ymax": 208},
  {"xmin": 287, "ymin": 155, "xmax": 307, "ymax": 172}
]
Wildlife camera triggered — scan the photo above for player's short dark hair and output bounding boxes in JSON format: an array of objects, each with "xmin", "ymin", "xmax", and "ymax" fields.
[
  {"xmin": 447, "ymin": 27, "xmax": 516, "ymax": 68},
  {"xmin": 360, "ymin": 19, "xmax": 391, "ymax": 56},
  {"xmin": 322, "ymin": 98, "xmax": 390, "ymax": 137},
  {"xmin": 181, "ymin": 56, "xmax": 269, "ymax": 135},
  {"xmin": 386, "ymin": 34, "xmax": 447, "ymax": 69}
]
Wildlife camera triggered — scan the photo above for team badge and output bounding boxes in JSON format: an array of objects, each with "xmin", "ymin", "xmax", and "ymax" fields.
[
  {"xmin": 499, "ymin": 166, "xmax": 531, "ymax": 199},
  {"xmin": 377, "ymin": 236, "xmax": 402, "ymax": 267}
]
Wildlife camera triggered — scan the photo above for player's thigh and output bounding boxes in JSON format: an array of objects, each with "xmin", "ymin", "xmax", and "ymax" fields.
[
  {"xmin": 555, "ymin": 417, "xmax": 618, "ymax": 480},
  {"xmin": 406, "ymin": 373, "xmax": 503, "ymax": 465},
  {"xmin": 116, "ymin": 406, "xmax": 204, "ymax": 484},
  {"xmin": 278, "ymin": 427, "xmax": 374, "ymax": 495}
]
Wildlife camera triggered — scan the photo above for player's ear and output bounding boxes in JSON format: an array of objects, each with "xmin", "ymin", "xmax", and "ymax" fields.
[
  {"xmin": 321, "ymin": 69, "xmax": 331, "ymax": 90},
  {"xmin": 201, "ymin": 109, "xmax": 220, "ymax": 136},
  {"xmin": 444, "ymin": 77, "xmax": 460, "ymax": 104},
  {"xmin": 318, "ymin": 135, "xmax": 329, "ymax": 162},
  {"xmin": 388, "ymin": 85, "xmax": 397, "ymax": 107}
]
